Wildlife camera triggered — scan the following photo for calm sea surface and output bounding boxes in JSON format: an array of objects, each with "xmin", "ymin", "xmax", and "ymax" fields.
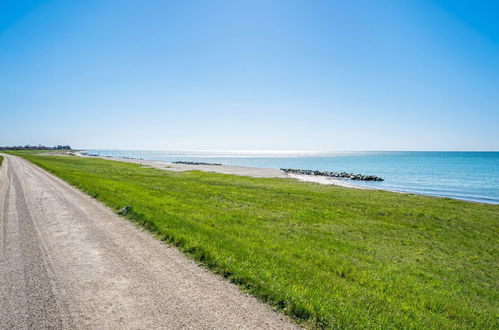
[{"xmin": 85, "ymin": 150, "xmax": 499, "ymax": 204}]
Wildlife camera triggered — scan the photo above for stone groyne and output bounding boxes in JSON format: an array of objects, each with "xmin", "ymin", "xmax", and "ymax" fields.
[
  {"xmin": 172, "ymin": 161, "xmax": 222, "ymax": 166},
  {"xmin": 281, "ymin": 168, "xmax": 383, "ymax": 181}
]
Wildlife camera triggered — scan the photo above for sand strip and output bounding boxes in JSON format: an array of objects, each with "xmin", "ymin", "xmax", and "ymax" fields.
[{"xmin": 74, "ymin": 152, "xmax": 367, "ymax": 189}]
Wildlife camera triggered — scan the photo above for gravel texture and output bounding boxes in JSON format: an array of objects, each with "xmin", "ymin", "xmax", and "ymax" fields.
[{"xmin": 0, "ymin": 154, "xmax": 297, "ymax": 329}]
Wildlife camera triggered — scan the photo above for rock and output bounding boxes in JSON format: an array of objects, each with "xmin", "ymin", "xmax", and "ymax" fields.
[
  {"xmin": 118, "ymin": 205, "xmax": 132, "ymax": 216},
  {"xmin": 172, "ymin": 161, "xmax": 222, "ymax": 166},
  {"xmin": 280, "ymin": 168, "xmax": 383, "ymax": 181}
]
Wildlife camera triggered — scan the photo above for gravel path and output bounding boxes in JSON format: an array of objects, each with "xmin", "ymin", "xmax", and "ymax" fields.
[{"xmin": 0, "ymin": 154, "xmax": 297, "ymax": 329}]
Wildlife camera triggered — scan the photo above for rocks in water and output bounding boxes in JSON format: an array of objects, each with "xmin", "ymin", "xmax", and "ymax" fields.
[
  {"xmin": 80, "ymin": 152, "xmax": 99, "ymax": 156},
  {"xmin": 281, "ymin": 168, "xmax": 383, "ymax": 181},
  {"xmin": 172, "ymin": 161, "xmax": 222, "ymax": 166}
]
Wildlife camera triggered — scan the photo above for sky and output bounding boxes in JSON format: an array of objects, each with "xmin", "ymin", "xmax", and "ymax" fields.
[{"xmin": 1, "ymin": 0, "xmax": 498, "ymax": 151}]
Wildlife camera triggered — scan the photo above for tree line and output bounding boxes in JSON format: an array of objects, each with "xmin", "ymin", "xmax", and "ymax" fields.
[{"xmin": 0, "ymin": 145, "xmax": 72, "ymax": 150}]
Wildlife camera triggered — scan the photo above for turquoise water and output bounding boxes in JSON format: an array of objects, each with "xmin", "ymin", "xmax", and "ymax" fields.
[{"xmin": 86, "ymin": 150, "xmax": 499, "ymax": 204}]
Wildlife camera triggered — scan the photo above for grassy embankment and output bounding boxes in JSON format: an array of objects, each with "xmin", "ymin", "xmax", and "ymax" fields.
[
  {"xmin": 0, "ymin": 155, "xmax": 3, "ymax": 167},
  {"xmin": 9, "ymin": 151, "xmax": 499, "ymax": 329}
]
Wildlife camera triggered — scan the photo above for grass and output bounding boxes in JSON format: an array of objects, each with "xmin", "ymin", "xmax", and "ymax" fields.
[
  {"xmin": 9, "ymin": 150, "xmax": 499, "ymax": 329},
  {"xmin": 0, "ymin": 155, "xmax": 3, "ymax": 167}
]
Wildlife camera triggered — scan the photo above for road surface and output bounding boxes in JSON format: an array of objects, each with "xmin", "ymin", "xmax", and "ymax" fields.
[{"xmin": 0, "ymin": 154, "xmax": 296, "ymax": 329}]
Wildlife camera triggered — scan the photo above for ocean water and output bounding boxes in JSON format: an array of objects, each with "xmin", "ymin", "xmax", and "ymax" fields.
[{"xmin": 85, "ymin": 150, "xmax": 499, "ymax": 204}]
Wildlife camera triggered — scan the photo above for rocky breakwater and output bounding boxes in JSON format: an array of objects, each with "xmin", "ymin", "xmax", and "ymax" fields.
[
  {"xmin": 173, "ymin": 161, "xmax": 222, "ymax": 166},
  {"xmin": 281, "ymin": 168, "xmax": 384, "ymax": 181}
]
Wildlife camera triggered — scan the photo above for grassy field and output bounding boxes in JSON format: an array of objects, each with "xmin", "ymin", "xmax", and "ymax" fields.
[{"xmin": 9, "ymin": 151, "xmax": 499, "ymax": 329}]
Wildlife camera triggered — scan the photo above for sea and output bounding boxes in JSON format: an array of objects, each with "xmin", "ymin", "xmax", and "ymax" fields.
[{"xmin": 84, "ymin": 150, "xmax": 499, "ymax": 204}]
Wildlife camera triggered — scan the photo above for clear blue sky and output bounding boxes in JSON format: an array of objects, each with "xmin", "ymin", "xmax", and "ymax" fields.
[{"xmin": 1, "ymin": 0, "xmax": 498, "ymax": 150}]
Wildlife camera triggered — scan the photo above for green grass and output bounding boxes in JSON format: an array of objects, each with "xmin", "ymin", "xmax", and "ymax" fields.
[
  {"xmin": 9, "ymin": 151, "xmax": 499, "ymax": 329},
  {"xmin": 0, "ymin": 155, "xmax": 3, "ymax": 167}
]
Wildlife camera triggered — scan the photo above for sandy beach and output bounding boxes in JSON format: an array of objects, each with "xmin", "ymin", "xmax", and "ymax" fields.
[{"xmin": 75, "ymin": 152, "xmax": 367, "ymax": 189}]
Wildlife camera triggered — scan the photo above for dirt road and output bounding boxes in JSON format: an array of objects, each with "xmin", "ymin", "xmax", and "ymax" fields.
[{"xmin": 0, "ymin": 154, "xmax": 296, "ymax": 329}]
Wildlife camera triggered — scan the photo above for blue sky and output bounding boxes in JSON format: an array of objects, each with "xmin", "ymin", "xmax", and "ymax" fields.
[{"xmin": 1, "ymin": 0, "xmax": 498, "ymax": 150}]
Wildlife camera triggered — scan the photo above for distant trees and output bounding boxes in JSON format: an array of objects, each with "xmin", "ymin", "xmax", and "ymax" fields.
[
  {"xmin": 55, "ymin": 145, "xmax": 72, "ymax": 150},
  {"xmin": 0, "ymin": 145, "xmax": 72, "ymax": 150}
]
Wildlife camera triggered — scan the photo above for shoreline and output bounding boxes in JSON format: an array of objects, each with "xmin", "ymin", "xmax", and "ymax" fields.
[
  {"xmin": 70, "ymin": 151, "xmax": 497, "ymax": 204},
  {"xmin": 74, "ymin": 151, "xmax": 369, "ymax": 190}
]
